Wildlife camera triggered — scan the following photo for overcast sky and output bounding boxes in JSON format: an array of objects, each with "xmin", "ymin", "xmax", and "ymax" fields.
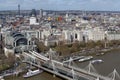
[{"xmin": 0, "ymin": 0, "xmax": 120, "ymax": 11}]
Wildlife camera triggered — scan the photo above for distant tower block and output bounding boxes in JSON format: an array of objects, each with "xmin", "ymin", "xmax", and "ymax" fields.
[
  {"xmin": 65, "ymin": 13, "xmax": 69, "ymax": 22},
  {"xmin": 40, "ymin": 9, "xmax": 43, "ymax": 18},
  {"xmin": 66, "ymin": 13, "xmax": 69, "ymax": 18},
  {"xmin": 18, "ymin": 4, "xmax": 20, "ymax": 15}
]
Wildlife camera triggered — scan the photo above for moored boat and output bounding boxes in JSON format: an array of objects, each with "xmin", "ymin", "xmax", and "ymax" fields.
[
  {"xmin": 91, "ymin": 59, "xmax": 104, "ymax": 64},
  {"xmin": 78, "ymin": 56, "xmax": 93, "ymax": 62},
  {"xmin": 23, "ymin": 69, "xmax": 43, "ymax": 78},
  {"xmin": 0, "ymin": 76, "xmax": 4, "ymax": 80},
  {"xmin": 96, "ymin": 52, "xmax": 105, "ymax": 56}
]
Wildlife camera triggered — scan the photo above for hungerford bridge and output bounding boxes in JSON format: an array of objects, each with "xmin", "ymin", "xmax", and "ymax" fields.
[{"xmin": 21, "ymin": 49, "xmax": 120, "ymax": 80}]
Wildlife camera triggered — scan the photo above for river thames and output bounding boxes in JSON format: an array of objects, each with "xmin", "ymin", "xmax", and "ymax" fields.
[{"xmin": 5, "ymin": 49, "xmax": 120, "ymax": 80}]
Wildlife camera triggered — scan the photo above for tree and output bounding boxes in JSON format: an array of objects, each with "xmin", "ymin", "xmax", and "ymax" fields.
[
  {"xmin": 70, "ymin": 42, "xmax": 80, "ymax": 53},
  {"xmin": 55, "ymin": 45, "xmax": 70, "ymax": 56},
  {"xmin": 36, "ymin": 41, "xmax": 49, "ymax": 53},
  {"xmin": 7, "ymin": 53, "xmax": 15, "ymax": 66},
  {"xmin": 79, "ymin": 42, "xmax": 86, "ymax": 48},
  {"xmin": 0, "ymin": 53, "xmax": 15, "ymax": 71},
  {"xmin": 95, "ymin": 41, "xmax": 104, "ymax": 48},
  {"xmin": 86, "ymin": 41, "xmax": 96, "ymax": 49}
]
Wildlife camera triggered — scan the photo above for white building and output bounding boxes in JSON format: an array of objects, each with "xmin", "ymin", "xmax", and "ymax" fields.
[
  {"xmin": 29, "ymin": 16, "xmax": 39, "ymax": 25},
  {"xmin": 62, "ymin": 30, "xmax": 83, "ymax": 42},
  {"xmin": 106, "ymin": 31, "xmax": 120, "ymax": 40},
  {"xmin": 39, "ymin": 9, "xmax": 43, "ymax": 18},
  {"xmin": 84, "ymin": 27, "xmax": 105, "ymax": 41},
  {"xmin": 22, "ymin": 29, "xmax": 59, "ymax": 41},
  {"xmin": 73, "ymin": 30, "xmax": 83, "ymax": 41},
  {"xmin": 41, "ymin": 30, "xmax": 51, "ymax": 40},
  {"xmin": 22, "ymin": 30, "xmax": 41, "ymax": 39}
]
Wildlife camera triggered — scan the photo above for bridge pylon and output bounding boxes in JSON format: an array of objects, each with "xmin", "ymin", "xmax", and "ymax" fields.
[
  {"xmin": 95, "ymin": 77, "xmax": 99, "ymax": 80},
  {"xmin": 108, "ymin": 69, "xmax": 120, "ymax": 80},
  {"xmin": 84, "ymin": 62, "xmax": 98, "ymax": 74}
]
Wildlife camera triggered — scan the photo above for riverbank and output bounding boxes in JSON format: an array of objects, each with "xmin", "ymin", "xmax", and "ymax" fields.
[{"xmin": 78, "ymin": 46, "xmax": 120, "ymax": 56}]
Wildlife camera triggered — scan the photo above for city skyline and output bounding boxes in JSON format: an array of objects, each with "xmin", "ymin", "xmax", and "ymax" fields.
[{"xmin": 0, "ymin": 0, "xmax": 120, "ymax": 11}]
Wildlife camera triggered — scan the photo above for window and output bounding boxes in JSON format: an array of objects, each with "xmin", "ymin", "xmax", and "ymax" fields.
[{"xmin": 75, "ymin": 33, "xmax": 77, "ymax": 39}]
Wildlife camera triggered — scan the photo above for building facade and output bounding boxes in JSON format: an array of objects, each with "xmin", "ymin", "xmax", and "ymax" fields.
[
  {"xmin": 84, "ymin": 28, "xmax": 105, "ymax": 41},
  {"xmin": 62, "ymin": 30, "xmax": 83, "ymax": 42},
  {"xmin": 106, "ymin": 31, "xmax": 120, "ymax": 40}
]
